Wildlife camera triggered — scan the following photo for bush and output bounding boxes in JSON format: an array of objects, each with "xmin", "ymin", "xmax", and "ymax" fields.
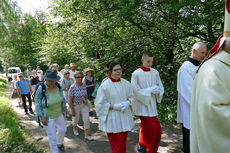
[
  {"xmin": 157, "ymin": 103, "xmax": 177, "ymax": 125},
  {"xmin": 0, "ymin": 77, "xmax": 6, "ymax": 97},
  {"xmin": 0, "ymin": 98, "xmax": 45, "ymax": 153}
]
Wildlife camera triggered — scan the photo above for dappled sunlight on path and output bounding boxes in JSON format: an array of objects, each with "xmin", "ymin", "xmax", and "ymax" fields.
[{"xmin": 6, "ymin": 80, "xmax": 182, "ymax": 153}]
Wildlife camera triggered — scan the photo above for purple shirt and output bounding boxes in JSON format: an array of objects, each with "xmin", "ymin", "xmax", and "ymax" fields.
[{"xmin": 69, "ymin": 84, "xmax": 87, "ymax": 105}]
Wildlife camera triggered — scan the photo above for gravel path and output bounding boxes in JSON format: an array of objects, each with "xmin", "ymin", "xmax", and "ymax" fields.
[{"xmin": 6, "ymin": 81, "xmax": 183, "ymax": 153}]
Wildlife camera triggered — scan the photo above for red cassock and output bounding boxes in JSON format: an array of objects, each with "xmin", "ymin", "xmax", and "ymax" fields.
[
  {"xmin": 107, "ymin": 132, "xmax": 128, "ymax": 153},
  {"xmin": 139, "ymin": 116, "xmax": 161, "ymax": 153}
]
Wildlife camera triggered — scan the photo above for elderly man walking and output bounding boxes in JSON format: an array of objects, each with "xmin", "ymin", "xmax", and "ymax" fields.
[{"xmin": 177, "ymin": 42, "xmax": 207, "ymax": 153}]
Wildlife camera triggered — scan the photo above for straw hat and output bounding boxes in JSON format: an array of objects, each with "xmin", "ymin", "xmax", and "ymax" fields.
[
  {"xmin": 84, "ymin": 68, "xmax": 93, "ymax": 75},
  {"xmin": 70, "ymin": 63, "xmax": 76, "ymax": 68}
]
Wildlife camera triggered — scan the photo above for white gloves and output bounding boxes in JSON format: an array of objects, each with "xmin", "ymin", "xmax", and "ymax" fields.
[
  {"xmin": 113, "ymin": 101, "xmax": 130, "ymax": 112},
  {"xmin": 113, "ymin": 103, "xmax": 123, "ymax": 111},
  {"xmin": 150, "ymin": 85, "xmax": 160, "ymax": 94},
  {"xmin": 120, "ymin": 101, "xmax": 130, "ymax": 112}
]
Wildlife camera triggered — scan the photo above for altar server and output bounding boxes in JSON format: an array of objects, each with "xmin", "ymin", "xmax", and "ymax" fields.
[
  {"xmin": 131, "ymin": 51, "xmax": 164, "ymax": 153},
  {"xmin": 95, "ymin": 62, "xmax": 134, "ymax": 153}
]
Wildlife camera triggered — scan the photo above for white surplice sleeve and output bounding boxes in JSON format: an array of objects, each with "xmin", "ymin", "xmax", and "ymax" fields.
[
  {"xmin": 131, "ymin": 73, "xmax": 151, "ymax": 106},
  {"xmin": 155, "ymin": 72, "xmax": 164, "ymax": 103},
  {"xmin": 95, "ymin": 85, "xmax": 111, "ymax": 122}
]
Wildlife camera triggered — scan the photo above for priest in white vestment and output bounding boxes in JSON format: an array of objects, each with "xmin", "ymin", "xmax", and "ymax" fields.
[
  {"xmin": 131, "ymin": 52, "xmax": 164, "ymax": 153},
  {"xmin": 95, "ymin": 62, "xmax": 134, "ymax": 153},
  {"xmin": 177, "ymin": 42, "xmax": 207, "ymax": 153},
  {"xmin": 191, "ymin": 1, "xmax": 230, "ymax": 152}
]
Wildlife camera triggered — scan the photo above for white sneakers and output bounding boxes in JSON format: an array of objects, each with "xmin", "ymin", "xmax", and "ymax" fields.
[
  {"xmin": 73, "ymin": 130, "xmax": 94, "ymax": 141},
  {"xmin": 73, "ymin": 130, "xmax": 79, "ymax": 136},
  {"xmin": 85, "ymin": 136, "xmax": 93, "ymax": 141}
]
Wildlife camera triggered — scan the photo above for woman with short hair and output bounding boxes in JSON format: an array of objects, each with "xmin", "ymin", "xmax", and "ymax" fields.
[
  {"xmin": 95, "ymin": 62, "xmax": 134, "ymax": 153},
  {"xmin": 69, "ymin": 71, "xmax": 93, "ymax": 140}
]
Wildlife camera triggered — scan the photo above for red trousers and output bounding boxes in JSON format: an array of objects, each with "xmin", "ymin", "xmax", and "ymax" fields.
[
  {"xmin": 107, "ymin": 131, "xmax": 128, "ymax": 153},
  {"xmin": 139, "ymin": 116, "xmax": 162, "ymax": 153}
]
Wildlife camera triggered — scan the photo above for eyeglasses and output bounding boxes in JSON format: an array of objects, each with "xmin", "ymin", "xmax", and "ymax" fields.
[
  {"xmin": 112, "ymin": 68, "xmax": 122, "ymax": 72},
  {"xmin": 76, "ymin": 76, "xmax": 83, "ymax": 79}
]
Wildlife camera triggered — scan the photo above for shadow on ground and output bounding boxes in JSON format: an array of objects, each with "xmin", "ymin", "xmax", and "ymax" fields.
[{"xmin": 6, "ymin": 80, "xmax": 182, "ymax": 153}]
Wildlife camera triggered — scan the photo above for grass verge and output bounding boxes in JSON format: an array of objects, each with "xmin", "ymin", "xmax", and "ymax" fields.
[{"xmin": 0, "ymin": 75, "xmax": 45, "ymax": 153}]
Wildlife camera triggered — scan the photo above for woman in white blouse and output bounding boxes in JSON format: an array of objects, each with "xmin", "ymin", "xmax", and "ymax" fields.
[{"xmin": 95, "ymin": 62, "xmax": 134, "ymax": 153}]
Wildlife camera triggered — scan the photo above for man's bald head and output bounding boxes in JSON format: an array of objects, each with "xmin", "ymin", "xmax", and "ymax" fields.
[{"xmin": 191, "ymin": 42, "xmax": 207, "ymax": 61}]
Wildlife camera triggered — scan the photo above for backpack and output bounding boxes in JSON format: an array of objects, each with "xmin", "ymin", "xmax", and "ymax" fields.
[{"xmin": 34, "ymin": 82, "xmax": 61, "ymax": 128}]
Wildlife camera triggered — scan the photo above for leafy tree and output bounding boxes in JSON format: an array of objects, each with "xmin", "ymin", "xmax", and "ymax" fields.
[
  {"xmin": 0, "ymin": 0, "xmax": 226, "ymax": 123},
  {"xmin": 44, "ymin": 0, "xmax": 225, "ymax": 123},
  {"xmin": 0, "ymin": 0, "xmax": 47, "ymax": 71}
]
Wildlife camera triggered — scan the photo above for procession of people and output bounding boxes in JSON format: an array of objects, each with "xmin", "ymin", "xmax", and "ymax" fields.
[
  {"xmin": 8, "ymin": 1, "xmax": 230, "ymax": 153},
  {"xmin": 11, "ymin": 53, "xmax": 165, "ymax": 153}
]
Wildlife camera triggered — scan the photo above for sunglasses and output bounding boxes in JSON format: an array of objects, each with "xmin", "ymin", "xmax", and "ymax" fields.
[{"xmin": 76, "ymin": 76, "xmax": 83, "ymax": 79}]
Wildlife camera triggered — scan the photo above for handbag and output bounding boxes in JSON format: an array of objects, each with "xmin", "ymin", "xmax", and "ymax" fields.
[{"xmin": 11, "ymin": 89, "xmax": 18, "ymax": 98}]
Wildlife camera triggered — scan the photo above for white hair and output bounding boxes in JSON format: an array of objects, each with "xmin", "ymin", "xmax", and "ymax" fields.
[
  {"xmin": 192, "ymin": 42, "xmax": 206, "ymax": 52},
  {"xmin": 64, "ymin": 64, "xmax": 69, "ymax": 68}
]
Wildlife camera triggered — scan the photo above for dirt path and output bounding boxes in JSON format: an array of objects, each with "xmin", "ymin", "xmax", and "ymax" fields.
[{"xmin": 6, "ymin": 81, "xmax": 182, "ymax": 153}]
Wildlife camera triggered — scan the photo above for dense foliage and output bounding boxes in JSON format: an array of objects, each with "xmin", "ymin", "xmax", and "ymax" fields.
[{"xmin": 0, "ymin": 0, "xmax": 226, "ymax": 123}]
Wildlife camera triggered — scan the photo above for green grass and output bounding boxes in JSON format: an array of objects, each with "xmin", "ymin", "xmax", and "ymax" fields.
[
  {"xmin": 0, "ymin": 77, "xmax": 6, "ymax": 97},
  {"xmin": 0, "ymin": 75, "xmax": 45, "ymax": 153}
]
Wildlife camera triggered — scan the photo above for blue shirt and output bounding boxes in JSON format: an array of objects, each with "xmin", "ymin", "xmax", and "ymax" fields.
[{"xmin": 16, "ymin": 79, "xmax": 30, "ymax": 95}]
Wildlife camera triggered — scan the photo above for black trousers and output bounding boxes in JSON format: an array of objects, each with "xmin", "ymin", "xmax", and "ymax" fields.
[
  {"xmin": 21, "ymin": 93, "xmax": 32, "ymax": 113},
  {"xmin": 182, "ymin": 126, "xmax": 190, "ymax": 153}
]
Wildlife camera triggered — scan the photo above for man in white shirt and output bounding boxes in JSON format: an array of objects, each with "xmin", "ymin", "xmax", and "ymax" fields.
[
  {"xmin": 177, "ymin": 42, "xmax": 207, "ymax": 153},
  {"xmin": 69, "ymin": 63, "xmax": 76, "ymax": 79},
  {"xmin": 131, "ymin": 51, "xmax": 164, "ymax": 153},
  {"xmin": 36, "ymin": 66, "xmax": 43, "ymax": 80}
]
